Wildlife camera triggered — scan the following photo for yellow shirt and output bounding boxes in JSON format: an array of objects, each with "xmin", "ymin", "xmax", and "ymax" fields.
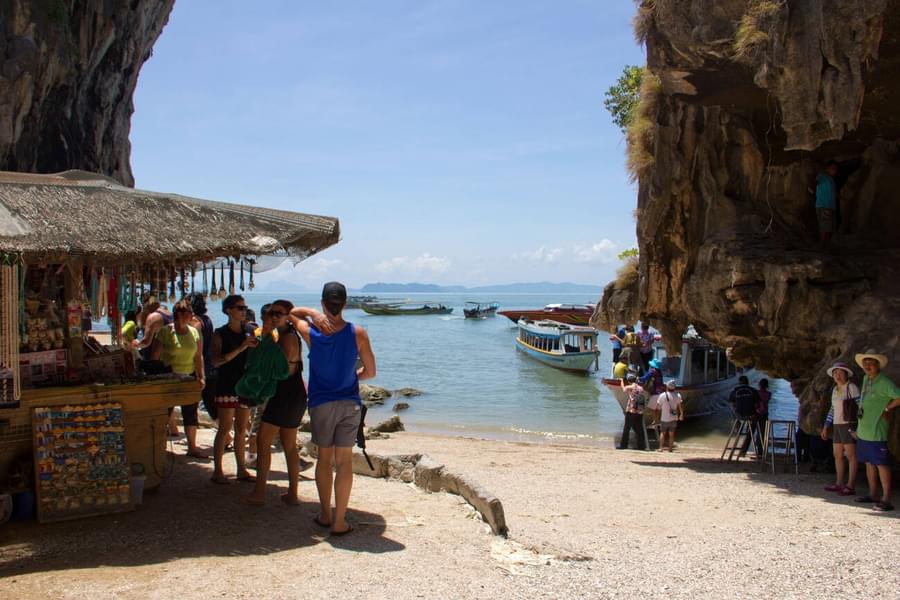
[
  {"xmin": 613, "ymin": 361, "xmax": 629, "ymax": 379},
  {"xmin": 157, "ymin": 325, "xmax": 200, "ymax": 375}
]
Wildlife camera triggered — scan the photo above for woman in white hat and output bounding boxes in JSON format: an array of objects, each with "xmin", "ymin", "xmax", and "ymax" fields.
[
  {"xmin": 852, "ymin": 349, "xmax": 900, "ymax": 512},
  {"xmin": 820, "ymin": 362, "xmax": 860, "ymax": 496}
]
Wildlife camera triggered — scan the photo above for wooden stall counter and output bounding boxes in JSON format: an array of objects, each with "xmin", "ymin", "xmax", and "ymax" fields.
[{"xmin": 0, "ymin": 378, "xmax": 201, "ymax": 490}]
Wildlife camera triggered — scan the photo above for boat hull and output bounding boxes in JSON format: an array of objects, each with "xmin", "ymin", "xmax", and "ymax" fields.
[
  {"xmin": 601, "ymin": 373, "xmax": 756, "ymax": 419},
  {"xmin": 361, "ymin": 305, "xmax": 453, "ymax": 315},
  {"xmin": 515, "ymin": 339, "xmax": 597, "ymax": 372},
  {"xmin": 464, "ymin": 308, "xmax": 498, "ymax": 319},
  {"xmin": 499, "ymin": 309, "xmax": 592, "ymax": 326}
]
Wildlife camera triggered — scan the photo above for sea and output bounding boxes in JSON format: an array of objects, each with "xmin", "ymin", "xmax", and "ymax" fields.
[{"xmin": 173, "ymin": 292, "xmax": 800, "ymax": 449}]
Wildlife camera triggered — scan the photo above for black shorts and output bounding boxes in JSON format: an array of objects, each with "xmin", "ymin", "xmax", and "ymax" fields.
[{"xmin": 261, "ymin": 370, "xmax": 307, "ymax": 429}]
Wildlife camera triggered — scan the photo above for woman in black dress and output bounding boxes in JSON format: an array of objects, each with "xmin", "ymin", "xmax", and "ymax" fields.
[
  {"xmin": 244, "ymin": 300, "xmax": 307, "ymax": 506},
  {"xmin": 210, "ymin": 294, "xmax": 258, "ymax": 483}
]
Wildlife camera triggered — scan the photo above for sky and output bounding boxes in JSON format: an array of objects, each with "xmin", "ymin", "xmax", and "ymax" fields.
[{"xmin": 130, "ymin": 1, "xmax": 645, "ymax": 291}]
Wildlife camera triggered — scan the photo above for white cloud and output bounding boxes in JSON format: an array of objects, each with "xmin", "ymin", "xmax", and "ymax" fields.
[
  {"xmin": 512, "ymin": 246, "xmax": 564, "ymax": 263},
  {"xmin": 573, "ymin": 239, "xmax": 619, "ymax": 264},
  {"xmin": 302, "ymin": 257, "xmax": 343, "ymax": 278},
  {"xmin": 513, "ymin": 240, "xmax": 621, "ymax": 265},
  {"xmin": 375, "ymin": 253, "xmax": 451, "ymax": 275}
]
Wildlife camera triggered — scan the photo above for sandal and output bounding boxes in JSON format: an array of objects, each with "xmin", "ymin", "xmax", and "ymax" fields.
[
  {"xmin": 824, "ymin": 483, "xmax": 842, "ymax": 492},
  {"xmin": 186, "ymin": 449, "xmax": 210, "ymax": 460},
  {"xmin": 855, "ymin": 495, "xmax": 876, "ymax": 503},
  {"xmin": 330, "ymin": 525, "xmax": 354, "ymax": 537},
  {"xmin": 837, "ymin": 486, "xmax": 856, "ymax": 496},
  {"xmin": 873, "ymin": 502, "xmax": 894, "ymax": 512}
]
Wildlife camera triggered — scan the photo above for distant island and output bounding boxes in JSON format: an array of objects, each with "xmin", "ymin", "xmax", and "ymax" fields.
[{"xmin": 358, "ymin": 282, "xmax": 603, "ymax": 294}]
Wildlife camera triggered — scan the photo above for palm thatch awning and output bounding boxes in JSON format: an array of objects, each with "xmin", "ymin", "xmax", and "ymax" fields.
[{"xmin": 0, "ymin": 170, "xmax": 340, "ymax": 265}]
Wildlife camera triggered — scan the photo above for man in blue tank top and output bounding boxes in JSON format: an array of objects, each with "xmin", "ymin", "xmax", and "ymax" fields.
[{"xmin": 291, "ymin": 282, "xmax": 376, "ymax": 536}]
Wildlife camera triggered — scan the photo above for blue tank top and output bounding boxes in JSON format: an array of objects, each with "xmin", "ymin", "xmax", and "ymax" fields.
[{"xmin": 307, "ymin": 322, "xmax": 361, "ymax": 408}]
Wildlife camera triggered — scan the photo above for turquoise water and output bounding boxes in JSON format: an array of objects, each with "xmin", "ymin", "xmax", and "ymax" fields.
[{"xmin": 198, "ymin": 292, "xmax": 797, "ymax": 448}]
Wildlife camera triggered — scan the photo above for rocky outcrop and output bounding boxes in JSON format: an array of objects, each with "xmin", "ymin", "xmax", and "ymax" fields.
[
  {"xmin": 0, "ymin": 1, "xmax": 174, "ymax": 186},
  {"xmin": 370, "ymin": 416, "xmax": 405, "ymax": 434},
  {"xmin": 352, "ymin": 451, "xmax": 508, "ymax": 536},
  {"xmin": 595, "ymin": 1, "xmax": 900, "ymax": 447}
]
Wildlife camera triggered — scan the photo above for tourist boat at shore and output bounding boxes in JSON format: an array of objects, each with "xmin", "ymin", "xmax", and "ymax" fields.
[
  {"xmin": 463, "ymin": 301, "xmax": 500, "ymax": 319},
  {"xmin": 360, "ymin": 301, "xmax": 452, "ymax": 315},
  {"xmin": 498, "ymin": 304, "xmax": 594, "ymax": 326},
  {"xmin": 515, "ymin": 319, "xmax": 600, "ymax": 373},
  {"xmin": 602, "ymin": 328, "xmax": 754, "ymax": 418}
]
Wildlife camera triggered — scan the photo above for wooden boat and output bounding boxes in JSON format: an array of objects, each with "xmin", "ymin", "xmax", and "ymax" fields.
[
  {"xmin": 602, "ymin": 327, "xmax": 755, "ymax": 418},
  {"xmin": 345, "ymin": 295, "xmax": 379, "ymax": 309},
  {"xmin": 360, "ymin": 301, "xmax": 452, "ymax": 315},
  {"xmin": 515, "ymin": 319, "xmax": 600, "ymax": 372},
  {"xmin": 463, "ymin": 301, "xmax": 500, "ymax": 319},
  {"xmin": 499, "ymin": 303, "xmax": 594, "ymax": 326}
]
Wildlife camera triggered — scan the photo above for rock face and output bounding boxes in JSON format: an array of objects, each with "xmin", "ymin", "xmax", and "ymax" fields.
[
  {"xmin": 0, "ymin": 1, "xmax": 175, "ymax": 186},
  {"xmin": 594, "ymin": 1, "xmax": 900, "ymax": 446}
]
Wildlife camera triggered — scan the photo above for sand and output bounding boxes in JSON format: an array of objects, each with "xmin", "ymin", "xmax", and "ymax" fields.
[{"xmin": 0, "ymin": 429, "xmax": 897, "ymax": 599}]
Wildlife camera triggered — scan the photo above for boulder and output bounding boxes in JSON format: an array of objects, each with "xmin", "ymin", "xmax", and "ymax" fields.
[
  {"xmin": 392, "ymin": 402, "xmax": 410, "ymax": 412},
  {"xmin": 394, "ymin": 387, "xmax": 423, "ymax": 397},
  {"xmin": 370, "ymin": 416, "xmax": 404, "ymax": 433},
  {"xmin": 359, "ymin": 383, "xmax": 391, "ymax": 406}
]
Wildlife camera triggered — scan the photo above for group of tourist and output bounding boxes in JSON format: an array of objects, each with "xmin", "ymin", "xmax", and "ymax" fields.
[
  {"xmin": 612, "ymin": 323, "xmax": 684, "ymax": 452},
  {"xmin": 818, "ymin": 351, "xmax": 898, "ymax": 512},
  {"xmin": 125, "ymin": 282, "xmax": 377, "ymax": 534}
]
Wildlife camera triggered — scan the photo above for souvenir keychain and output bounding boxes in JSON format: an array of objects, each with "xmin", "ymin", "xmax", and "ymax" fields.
[
  {"xmin": 239, "ymin": 258, "xmax": 245, "ymax": 292},
  {"xmin": 218, "ymin": 262, "xmax": 226, "ymax": 299}
]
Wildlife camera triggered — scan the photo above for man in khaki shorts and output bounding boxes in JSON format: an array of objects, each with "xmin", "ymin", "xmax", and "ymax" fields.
[{"xmin": 291, "ymin": 282, "xmax": 376, "ymax": 535}]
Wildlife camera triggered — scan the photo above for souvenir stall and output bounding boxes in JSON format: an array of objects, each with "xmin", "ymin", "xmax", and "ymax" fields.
[{"xmin": 0, "ymin": 170, "xmax": 339, "ymax": 523}]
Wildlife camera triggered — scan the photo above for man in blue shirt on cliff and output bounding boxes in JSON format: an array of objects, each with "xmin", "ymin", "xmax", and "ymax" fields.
[
  {"xmin": 815, "ymin": 161, "xmax": 838, "ymax": 244},
  {"xmin": 291, "ymin": 282, "xmax": 377, "ymax": 535}
]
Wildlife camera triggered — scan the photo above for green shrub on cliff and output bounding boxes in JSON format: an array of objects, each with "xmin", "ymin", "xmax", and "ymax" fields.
[
  {"xmin": 734, "ymin": 1, "xmax": 783, "ymax": 63},
  {"xmin": 604, "ymin": 65, "xmax": 644, "ymax": 134}
]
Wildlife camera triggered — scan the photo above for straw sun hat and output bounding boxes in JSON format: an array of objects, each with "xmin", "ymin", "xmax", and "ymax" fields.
[
  {"xmin": 854, "ymin": 349, "xmax": 888, "ymax": 369},
  {"xmin": 826, "ymin": 362, "xmax": 853, "ymax": 377}
]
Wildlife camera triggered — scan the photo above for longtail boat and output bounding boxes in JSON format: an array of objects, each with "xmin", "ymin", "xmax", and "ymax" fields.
[
  {"xmin": 360, "ymin": 301, "xmax": 452, "ymax": 315},
  {"xmin": 498, "ymin": 303, "xmax": 594, "ymax": 326}
]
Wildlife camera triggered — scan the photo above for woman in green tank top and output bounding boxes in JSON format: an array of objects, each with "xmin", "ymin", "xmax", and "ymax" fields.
[{"xmin": 156, "ymin": 299, "xmax": 207, "ymax": 458}]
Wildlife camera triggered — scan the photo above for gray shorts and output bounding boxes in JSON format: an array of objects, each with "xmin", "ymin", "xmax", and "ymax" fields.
[
  {"xmin": 832, "ymin": 423, "xmax": 856, "ymax": 445},
  {"xmin": 310, "ymin": 400, "xmax": 361, "ymax": 448},
  {"xmin": 658, "ymin": 421, "xmax": 677, "ymax": 433}
]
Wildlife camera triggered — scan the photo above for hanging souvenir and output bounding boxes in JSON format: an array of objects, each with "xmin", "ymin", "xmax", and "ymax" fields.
[
  {"xmin": 239, "ymin": 259, "xmax": 245, "ymax": 292},
  {"xmin": 228, "ymin": 259, "xmax": 235, "ymax": 295},
  {"xmin": 210, "ymin": 262, "xmax": 216, "ymax": 299},
  {"xmin": 248, "ymin": 260, "xmax": 255, "ymax": 290},
  {"xmin": 218, "ymin": 262, "xmax": 226, "ymax": 299},
  {"xmin": 190, "ymin": 263, "xmax": 196, "ymax": 295},
  {"xmin": 168, "ymin": 267, "xmax": 176, "ymax": 303},
  {"xmin": 180, "ymin": 267, "xmax": 187, "ymax": 297}
]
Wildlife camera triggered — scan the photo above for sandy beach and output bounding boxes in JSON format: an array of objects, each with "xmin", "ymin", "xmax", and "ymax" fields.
[{"xmin": 1, "ymin": 429, "xmax": 897, "ymax": 600}]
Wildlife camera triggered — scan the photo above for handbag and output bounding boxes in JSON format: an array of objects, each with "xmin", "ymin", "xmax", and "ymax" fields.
[{"xmin": 842, "ymin": 385, "xmax": 859, "ymax": 424}]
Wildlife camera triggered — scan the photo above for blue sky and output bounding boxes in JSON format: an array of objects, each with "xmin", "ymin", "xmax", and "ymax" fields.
[{"xmin": 131, "ymin": 1, "xmax": 644, "ymax": 290}]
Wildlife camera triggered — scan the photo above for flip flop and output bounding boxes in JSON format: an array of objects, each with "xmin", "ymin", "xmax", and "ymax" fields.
[
  {"xmin": 280, "ymin": 494, "xmax": 301, "ymax": 506},
  {"xmin": 240, "ymin": 496, "xmax": 265, "ymax": 506},
  {"xmin": 236, "ymin": 473, "xmax": 257, "ymax": 482},
  {"xmin": 210, "ymin": 475, "xmax": 231, "ymax": 485},
  {"xmin": 873, "ymin": 502, "xmax": 894, "ymax": 512},
  {"xmin": 837, "ymin": 486, "xmax": 856, "ymax": 496},
  {"xmin": 313, "ymin": 516, "xmax": 331, "ymax": 528},
  {"xmin": 855, "ymin": 495, "xmax": 875, "ymax": 503},
  {"xmin": 330, "ymin": 525, "xmax": 354, "ymax": 536},
  {"xmin": 186, "ymin": 450, "xmax": 210, "ymax": 460}
]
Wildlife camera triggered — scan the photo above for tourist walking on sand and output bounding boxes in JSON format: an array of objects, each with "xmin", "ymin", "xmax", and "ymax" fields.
[
  {"xmin": 210, "ymin": 295, "xmax": 258, "ymax": 484},
  {"xmin": 654, "ymin": 380, "xmax": 683, "ymax": 452},
  {"xmin": 291, "ymin": 282, "xmax": 377, "ymax": 536},
  {"xmin": 820, "ymin": 362, "xmax": 860, "ymax": 496},
  {"xmin": 815, "ymin": 161, "xmax": 838, "ymax": 244},
  {"xmin": 852, "ymin": 350, "xmax": 900, "ymax": 512},
  {"xmin": 618, "ymin": 373, "xmax": 648, "ymax": 450},
  {"xmin": 243, "ymin": 300, "xmax": 309, "ymax": 506},
  {"xmin": 155, "ymin": 298, "xmax": 207, "ymax": 458}
]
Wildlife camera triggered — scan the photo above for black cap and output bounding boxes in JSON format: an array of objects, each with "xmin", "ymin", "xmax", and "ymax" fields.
[{"xmin": 322, "ymin": 281, "xmax": 347, "ymax": 315}]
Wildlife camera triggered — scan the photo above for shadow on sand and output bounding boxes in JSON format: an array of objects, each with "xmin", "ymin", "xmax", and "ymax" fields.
[
  {"xmin": 629, "ymin": 453, "xmax": 900, "ymax": 519},
  {"xmin": 0, "ymin": 453, "xmax": 405, "ymax": 578}
]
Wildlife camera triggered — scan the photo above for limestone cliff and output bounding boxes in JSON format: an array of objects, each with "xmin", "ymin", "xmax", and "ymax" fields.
[
  {"xmin": 594, "ymin": 0, "xmax": 900, "ymax": 445},
  {"xmin": 0, "ymin": 0, "xmax": 175, "ymax": 186}
]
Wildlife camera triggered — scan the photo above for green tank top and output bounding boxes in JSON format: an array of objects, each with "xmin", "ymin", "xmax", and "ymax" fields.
[{"xmin": 158, "ymin": 325, "xmax": 200, "ymax": 375}]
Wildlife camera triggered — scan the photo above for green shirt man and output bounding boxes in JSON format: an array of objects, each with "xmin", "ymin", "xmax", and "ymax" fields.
[{"xmin": 857, "ymin": 373, "xmax": 900, "ymax": 442}]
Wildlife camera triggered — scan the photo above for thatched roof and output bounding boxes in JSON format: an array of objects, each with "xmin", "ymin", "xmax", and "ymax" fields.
[{"xmin": 0, "ymin": 170, "xmax": 340, "ymax": 264}]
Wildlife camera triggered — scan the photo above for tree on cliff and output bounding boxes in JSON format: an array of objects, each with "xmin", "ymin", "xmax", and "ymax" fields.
[{"xmin": 604, "ymin": 65, "xmax": 644, "ymax": 134}]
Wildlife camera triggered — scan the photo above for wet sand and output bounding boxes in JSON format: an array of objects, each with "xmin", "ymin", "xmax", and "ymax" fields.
[{"xmin": 0, "ymin": 430, "xmax": 896, "ymax": 599}]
